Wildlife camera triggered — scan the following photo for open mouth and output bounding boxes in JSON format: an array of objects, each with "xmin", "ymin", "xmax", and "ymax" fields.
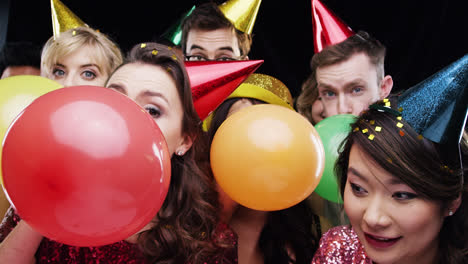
[{"xmin": 364, "ymin": 232, "xmax": 402, "ymax": 248}]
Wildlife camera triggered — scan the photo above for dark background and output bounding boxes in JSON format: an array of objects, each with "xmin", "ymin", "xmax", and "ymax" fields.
[{"xmin": 4, "ymin": 0, "xmax": 468, "ymax": 98}]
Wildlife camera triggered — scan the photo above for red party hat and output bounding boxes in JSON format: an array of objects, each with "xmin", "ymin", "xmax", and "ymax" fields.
[
  {"xmin": 311, "ymin": 0, "xmax": 354, "ymax": 53},
  {"xmin": 185, "ymin": 60, "xmax": 263, "ymax": 120}
]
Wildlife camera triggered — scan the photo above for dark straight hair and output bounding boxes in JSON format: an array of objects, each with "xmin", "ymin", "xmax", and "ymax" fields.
[{"xmin": 335, "ymin": 98, "xmax": 468, "ymax": 264}]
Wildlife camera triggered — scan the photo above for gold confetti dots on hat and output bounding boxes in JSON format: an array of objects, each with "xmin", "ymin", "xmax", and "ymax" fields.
[
  {"xmin": 386, "ymin": 157, "xmax": 393, "ymax": 164},
  {"xmin": 382, "ymin": 98, "xmax": 391, "ymax": 107},
  {"xmin": 362, "ymin": 128, "xmax": 368, "ymax": 134},
  {"xmin": 398, "ymin": 107, "xmax": 403, "ymax": 112},
  {"xmin": 171, "ymin": 54, "xmax": 178, "ymax": 61},
  {"xmin": 375, "ymin": 126, "xmax": 382, "ymax": 132},
  {"xmin": 140, "ymin": 43, "xmax": 147, "ymax": 48},
  {"xmin": 369, "ymin": 120, "xmax": 375, "ymax": 125},
  {"xmin": 397, "ymin": 116, "xmax": 402, "ymax": 120},
  {"xmin": 152, "ymin": 49, "xmax": 158, "ymax": 55},
  {"xmin": 353, "ymin": 127, "xmax": 359, "ymax": 132},
  {"xmin": 396, "ymin": 122, "xmax": 404, "ymax": 128},
  {"xmin": 417, "ymin": 134, "xmax": 424, "ymax": 140},
  {"xmin": 368, "ymin": 134, "xmax": 375, "ymax": 140}
]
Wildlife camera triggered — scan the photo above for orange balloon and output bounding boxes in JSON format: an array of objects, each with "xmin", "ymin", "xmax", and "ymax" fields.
[{"xmin": 211, "ymin": 104, "xmax": 325, "ymax": 211}]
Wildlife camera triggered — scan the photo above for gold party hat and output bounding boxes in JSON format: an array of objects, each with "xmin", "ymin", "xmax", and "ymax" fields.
[
  {"xmin": 227, "ymin": 73, "xmax": 293, "ymax": 109},
  {"xmin": 203, "ymin": 73, "xmax": 293, "ymax": 130},
  {"xmin": 218, "ymin": 0, "xmax": 262, "ymax": 35},
  {"xmin": 51, "ymin": 0, "xmax": 88, "ymax": 39}
]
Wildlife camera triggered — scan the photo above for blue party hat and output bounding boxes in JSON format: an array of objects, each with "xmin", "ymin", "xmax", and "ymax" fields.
[{"xmin": 398, "ymin": 54, "xmax": 468, "ymax": 147}]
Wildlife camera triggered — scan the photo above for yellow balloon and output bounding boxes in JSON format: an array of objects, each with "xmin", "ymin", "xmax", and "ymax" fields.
[
  {"xmin": 0, "ymin": 76, "xmax": 63, "ymax": 188},
  {"xmin": 210, "ymin": 104, "xmax": 325, "ymax": 211}
]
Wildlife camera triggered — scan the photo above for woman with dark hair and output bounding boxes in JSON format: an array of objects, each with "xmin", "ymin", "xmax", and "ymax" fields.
[
  {"xmin": 312, "ymin": 98, "xmax": 468, "ymax": 264},
  {"xmin": 206, "ymin": 73, "xmax": 322, "ymax": 264},
  {"xmin": 0, "ymin": 42, "xmax": 235, "ymax": 263}
]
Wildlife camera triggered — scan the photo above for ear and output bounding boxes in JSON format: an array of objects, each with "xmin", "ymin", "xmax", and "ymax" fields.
[
  {"xmin": 379, "ymin": 75, "xmax": 393, "ymax": 99},
  {"xmin": 445, "ymin": 195, "xmax": 462, "ymax": 217},
  {"xmin": 175, "ymin": 134, "xmax": 193, "ymax": 156}
]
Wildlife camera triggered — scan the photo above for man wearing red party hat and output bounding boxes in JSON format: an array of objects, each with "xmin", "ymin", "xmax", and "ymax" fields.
[
  {"xmin": 297, "ymin": 0, "xmax": 393, "ymax": 122},
  {"xmin": 297, "ymin": 0, "xmax": 395, "ymax": 231}
]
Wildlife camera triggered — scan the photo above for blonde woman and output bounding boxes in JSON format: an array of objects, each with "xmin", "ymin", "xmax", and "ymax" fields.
[{"xmin": 41, "ymin": 26, "xmax": 123, "ymax": 87}]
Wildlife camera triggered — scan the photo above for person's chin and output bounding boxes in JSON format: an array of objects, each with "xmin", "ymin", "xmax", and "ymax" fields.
[{"xmin": 356, "ymin": 230, "xmax": 402, "ymax": 264}]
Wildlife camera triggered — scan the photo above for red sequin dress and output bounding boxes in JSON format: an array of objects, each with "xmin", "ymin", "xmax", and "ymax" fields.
[
  {"xmin": 0, "ymin": 207, "xmax": 238, "ymax": 264},
  {"xmin": 311, "ymin": 225, "xmax": 372, "ymax": 264}
]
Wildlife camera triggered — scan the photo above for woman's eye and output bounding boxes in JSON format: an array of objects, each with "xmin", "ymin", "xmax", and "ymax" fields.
[
  {"xmin": 392, "ymin": 192, "xmax": 417, "ymax": 200},
  {"xmin": 82, "ymin": 70, "xmax": 96, "ymax": 79},
  {"xmin": 52, "ymin": 68, "xmax": 65, "ymax": 77},
  {"xmin": 350, "ymin": 183, "xmax": 367, "ymax": 196},
  {"xmin": 145, "ymin": 105, "xmax": 162, "ymax": 118}
]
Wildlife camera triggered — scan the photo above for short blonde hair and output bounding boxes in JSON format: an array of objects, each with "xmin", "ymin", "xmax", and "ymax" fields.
[{"xmin": 41, "ymin": 26, "xmax": 123, "ymax": 78}]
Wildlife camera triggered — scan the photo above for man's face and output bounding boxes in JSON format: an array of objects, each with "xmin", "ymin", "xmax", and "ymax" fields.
[
  {"xmin": 185, "ymin": 28, "xmax": 242, "ymax": 61},
  {"xmin": 316, "ymin": 53, "xmax": 392, "ymax": 117}
]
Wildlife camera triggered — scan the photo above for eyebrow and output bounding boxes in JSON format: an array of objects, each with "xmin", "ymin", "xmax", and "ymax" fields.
[
  {"xmin": 189, "ymin": 44, "xmax": 234, "ymax": 53},
  {"xmin": 344, "ymin": 79, "xmax": 366, "ymax": 89},
  {"xmin": 107, "ymin": 83, "xmax": 127, "ymax": 95},
  {"xmin": 55, "ymin": 63, "xmax": 102, "ymax": 72},
  {"xmin": 106, "ymin": 86, "xmax": 170, "ymax": 105},
  {"xmin": 349, "ymin": 166, "xmax": 405, "ymax": 186},
  {"xmin": 348, "ymin": 167, "xmax": 368, "ymax": 182},
  {"xmin": 141, "ymin": 90, "xmax": 170, "ymax": 105},
  {"xmin": 55, "ymin": 63, "xmax": 67, "ymax": 69},
  {"xmin": 318, "ymin": 78, "xmax": 367, "ymax": 91},
  {"xmin": 80, "ymin": 63, "xmax": 102, "ymax": 71},
  {"xmin": 317, "ymin": 83, "xmax": 337, "ymax": 91}
]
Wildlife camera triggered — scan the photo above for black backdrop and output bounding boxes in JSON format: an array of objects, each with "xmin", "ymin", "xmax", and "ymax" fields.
[{"xmin": 5, "ymin": 0, "xmax": 468, "ymax": 97}]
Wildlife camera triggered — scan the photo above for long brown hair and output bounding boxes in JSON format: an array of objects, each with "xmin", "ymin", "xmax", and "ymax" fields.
[
  {"xmin": 335, "ymin": 98, "xmax": 468, "ymax": 264},
  {"xmin": 107, "ymin": 42, "xmax": 222, "ymax": 263}
]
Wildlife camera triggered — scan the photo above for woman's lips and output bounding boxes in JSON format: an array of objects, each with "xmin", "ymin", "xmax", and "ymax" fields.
[{"xmin": 364, "ymin": 232, "xmax": 402, "ymax": 248}]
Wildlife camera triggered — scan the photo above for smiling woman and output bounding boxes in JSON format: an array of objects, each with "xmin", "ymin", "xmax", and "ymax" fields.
[
  {"xmin": 40, "ymin": 26, "xmax": 123, "ymax": 87},
  {"xmin": 312, "ymin": 97, "xmax": 468, "ymax": 264}
]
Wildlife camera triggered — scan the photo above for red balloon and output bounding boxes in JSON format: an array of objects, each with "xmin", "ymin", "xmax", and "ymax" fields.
[{"xmin": 1, "ymin": 86, "xmax": 171, "ymax": 247}]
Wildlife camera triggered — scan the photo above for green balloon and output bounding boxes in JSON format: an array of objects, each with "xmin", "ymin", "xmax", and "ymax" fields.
[{"xmin": 314, "ymin": 114, "xmax": 357, "ymax": 203}]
